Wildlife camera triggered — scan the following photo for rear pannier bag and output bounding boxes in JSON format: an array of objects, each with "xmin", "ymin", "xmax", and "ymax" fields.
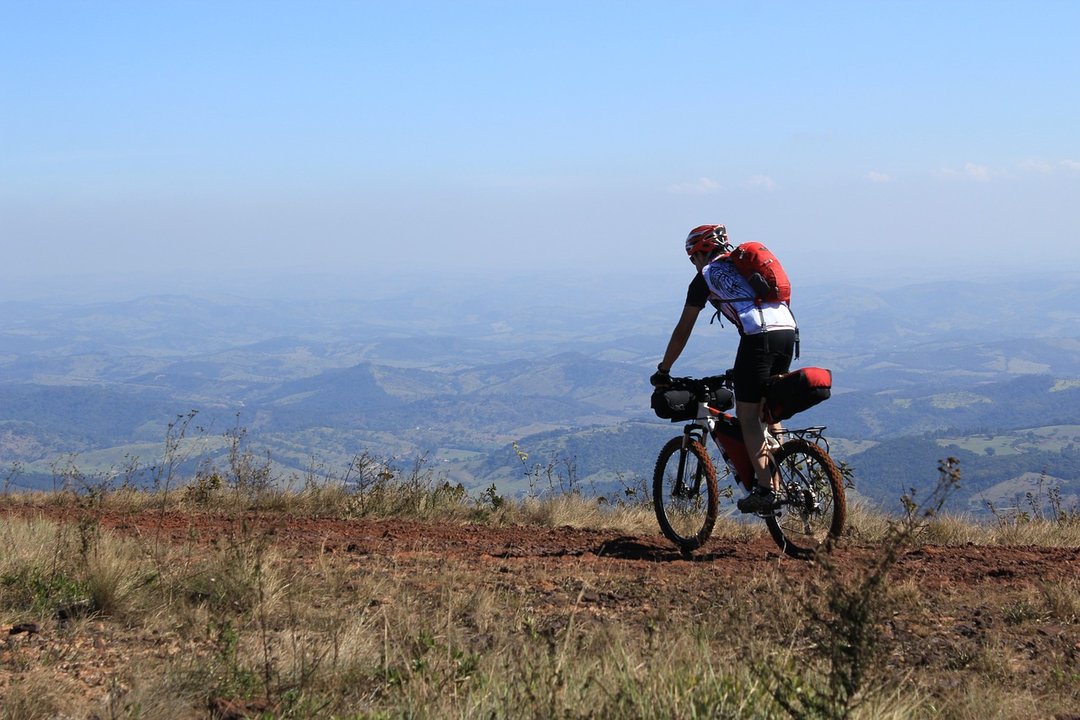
[
  {"xmin": 762, "ymin": 367, "xmax": 832, "ymax": 423},
  {"xmin": 651, "ymin": 388, "xmax": 696, "ymax": 422}
]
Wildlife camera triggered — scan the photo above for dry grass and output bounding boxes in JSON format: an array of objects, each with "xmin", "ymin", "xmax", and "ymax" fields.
[
  {"xmin": 15, "ymin": 480, "xmax": 1080, "ymax": 551},
  {"xmin": 2, "ymin": 505, "xmax": 1078, "ymax": 719},
  {"xmin": 844, "ymin": 498, "xmax": 1080, "ymax": 547},
  {"xmin": 506, "ymin": 494, "xmax": 658, "ymax": 534},
  {"xmin": 2, "ymin": 465, "xmax": 1080, "ymax": 719}
]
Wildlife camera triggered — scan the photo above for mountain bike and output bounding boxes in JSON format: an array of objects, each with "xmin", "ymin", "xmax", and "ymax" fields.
[{"xmin": 651, "ymin": 372, "xmax": 845, "ymax": 559}]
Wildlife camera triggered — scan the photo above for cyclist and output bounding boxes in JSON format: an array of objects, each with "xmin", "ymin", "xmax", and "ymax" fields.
[{"xmin": 650, "ymin": 224, "xmax": 798, "ymax": 514}]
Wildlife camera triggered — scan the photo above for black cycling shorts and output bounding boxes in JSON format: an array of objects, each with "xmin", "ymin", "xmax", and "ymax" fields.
[{"xmin": 732, "ymin": 329, "xmax": 797, "ymax": 404}]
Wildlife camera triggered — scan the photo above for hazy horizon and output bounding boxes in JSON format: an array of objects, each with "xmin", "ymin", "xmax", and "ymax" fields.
[
  {"xmin": 3, "ymin": 2, "xmax": 1079, "ymax": 302},
  {"xmin": 5, "ymin": 261, "xmax": 1080, "ymax": 307}
]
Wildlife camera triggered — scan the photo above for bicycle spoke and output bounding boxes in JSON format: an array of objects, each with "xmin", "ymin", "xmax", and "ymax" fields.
[{"xmin": 765, "ymin": 439, "xmax": 846, "ymax": 559}]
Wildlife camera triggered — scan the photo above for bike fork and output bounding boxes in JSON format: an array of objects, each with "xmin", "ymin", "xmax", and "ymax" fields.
[{"xmin": 673, "ymin": 448, "xmax": 689, "ymax": 495}]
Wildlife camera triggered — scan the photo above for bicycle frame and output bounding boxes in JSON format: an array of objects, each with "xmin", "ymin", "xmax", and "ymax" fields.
[
  {"xmin": 681, "ymin": 400, "xmax": 831, "ymax": 495},
  {"xmin": 680, "ymin": 401, "xmax": 755, "ymax": 493}
]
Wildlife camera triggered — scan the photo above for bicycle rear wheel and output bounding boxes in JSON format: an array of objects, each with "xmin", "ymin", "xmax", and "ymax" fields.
[
  {"xmin": 653, "ymin": 436, "xmax": 718, "ymax": 553},
  {"xmin": 765, "ymin": 438, "xmax": 846, "ymax": 559}
]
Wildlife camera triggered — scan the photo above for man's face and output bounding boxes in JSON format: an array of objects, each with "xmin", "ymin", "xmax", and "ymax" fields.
[{"xmin": 690, "ymin": 252, "xmax": 712, "ymax": 272}]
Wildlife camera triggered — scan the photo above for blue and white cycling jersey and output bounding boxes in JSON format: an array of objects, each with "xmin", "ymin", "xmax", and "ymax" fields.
[{"xmin": 688, "ymin": 261, "xmax": 797, "ymax": 336}]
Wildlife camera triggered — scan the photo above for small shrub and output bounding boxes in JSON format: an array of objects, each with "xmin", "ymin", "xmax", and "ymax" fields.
[
  {"xmin": 183, "ymin": 470, "xmax": 224, "ymax": 507},
  {"xmin": 765, "ymin": 458, "xmax": 962, "ymax": 720}
]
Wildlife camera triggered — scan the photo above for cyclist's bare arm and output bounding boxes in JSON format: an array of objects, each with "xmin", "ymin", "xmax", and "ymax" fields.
[{"xmin": 659, "ymin": 304, "xmax": 702, "ymax": 371}]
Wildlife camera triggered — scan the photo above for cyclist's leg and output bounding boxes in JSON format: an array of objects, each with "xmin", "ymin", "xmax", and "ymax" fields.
[
  {"xmin": 733, "ymin": 330, "xmax": 796, "ymax": 491},
  {"xmin": 732, "ymin": 335, "xmax": 776, "ymax": 490},
  {"xmin": 765, "ymin": 336, "xmax": 795, "ymax": 447},
  {"xmin": 736, "ymin": 399, "xmax": 774, "ymax": 490}
]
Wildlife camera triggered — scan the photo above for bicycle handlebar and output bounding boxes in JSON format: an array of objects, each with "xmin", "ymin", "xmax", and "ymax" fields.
[
  {"xmin": 665, "ymin": 370, "xmax": 734, "ymax": 394},
  {"xmin": 662, "ymin": 371, "xmax": 736, "ymax": 411}
]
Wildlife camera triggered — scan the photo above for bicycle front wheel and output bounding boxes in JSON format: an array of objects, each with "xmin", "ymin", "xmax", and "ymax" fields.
[
  {"xmin": 653, "ymin": 436, "xmax": 719, "ymax": 553},
  {"xmin": 765, "ymin": 438, "xmax": 846, "ymax": 559}
]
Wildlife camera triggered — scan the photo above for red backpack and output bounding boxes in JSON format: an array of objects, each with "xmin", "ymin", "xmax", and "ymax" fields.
[{"xmin": 726, "ymin": 241, "xmax": 791, "ymax": 305}]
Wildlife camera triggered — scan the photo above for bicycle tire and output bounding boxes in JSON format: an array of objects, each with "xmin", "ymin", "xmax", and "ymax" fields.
[
  {"xmin": 652, "ymin": 436, "xmax": 719, "ymax": 553},
  {"xmin": 765, "ymin": 438, "xmax": 846, "ymax": 559}
]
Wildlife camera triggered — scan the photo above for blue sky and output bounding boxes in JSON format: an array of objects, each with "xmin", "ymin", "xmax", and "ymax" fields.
[{"xmin": 2, "ymin": 1, "xmax": 1078, "ymax": 298}]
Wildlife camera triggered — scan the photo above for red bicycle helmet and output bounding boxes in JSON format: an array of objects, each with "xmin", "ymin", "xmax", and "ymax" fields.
[{"xmin": 684, "ymin": 224, "xmax": 729, "ymax": 256}]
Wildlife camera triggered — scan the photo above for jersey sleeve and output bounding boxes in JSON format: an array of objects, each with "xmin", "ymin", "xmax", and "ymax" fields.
[{"xmin": 685, "ymin": 273, "xmax": 709, "ymax": 309}]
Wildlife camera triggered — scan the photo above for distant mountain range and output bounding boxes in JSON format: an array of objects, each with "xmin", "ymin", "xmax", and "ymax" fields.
[{"xmin": 2, "ymin": 272, "xmax": 1079, "ymax": 514}]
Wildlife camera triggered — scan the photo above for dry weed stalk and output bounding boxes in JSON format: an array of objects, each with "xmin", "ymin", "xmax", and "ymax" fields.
[{"xmin": 764, "ymin": 458, "xmax": 963, "ymax": 720}]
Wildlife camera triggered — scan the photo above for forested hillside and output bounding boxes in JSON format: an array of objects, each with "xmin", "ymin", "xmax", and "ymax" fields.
[{"xmin": 3, "ymin": 274, "xmax": 1080, "ymax": 514}]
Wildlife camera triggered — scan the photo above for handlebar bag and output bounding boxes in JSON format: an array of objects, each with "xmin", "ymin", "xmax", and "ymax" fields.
[
  {"xmin": 763, "ymin": 367, "xmax": 832, "ymax": 423},
  {"xmin": 650, "ymin": 388, "xmax": 697, "ymax": 421}
]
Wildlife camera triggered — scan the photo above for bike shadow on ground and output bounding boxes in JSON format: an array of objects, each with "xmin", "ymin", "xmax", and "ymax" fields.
[{"xmin": 595, "ymin": 536, "xmax": 738, "ymax": 563}]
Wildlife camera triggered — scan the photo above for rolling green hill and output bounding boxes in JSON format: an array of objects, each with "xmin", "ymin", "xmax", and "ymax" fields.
[{"xmin": 3, "ymin": 274, "xmax": 1080, "ymax": 514}]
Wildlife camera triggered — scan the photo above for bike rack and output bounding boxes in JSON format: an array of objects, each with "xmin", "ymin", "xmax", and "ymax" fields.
[{"xmin": 775, "ymin": 425, "xmax": 830, "ymax": 453}]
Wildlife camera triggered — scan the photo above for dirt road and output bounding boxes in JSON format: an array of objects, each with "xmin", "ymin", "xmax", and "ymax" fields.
[{"xmin": 9, "ymin": 504, "xmax": 1078, "ymax": 588}]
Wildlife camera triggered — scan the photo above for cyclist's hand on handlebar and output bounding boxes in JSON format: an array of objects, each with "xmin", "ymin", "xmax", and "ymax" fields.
[{"xmin": 650, "ymin": 365, "xmax": 671, "ymax": 387}]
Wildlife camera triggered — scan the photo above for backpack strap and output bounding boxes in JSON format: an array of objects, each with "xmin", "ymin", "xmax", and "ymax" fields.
[{"xmin": 789, "ymin": 306, "xmax": 800, "ymax": 360}]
